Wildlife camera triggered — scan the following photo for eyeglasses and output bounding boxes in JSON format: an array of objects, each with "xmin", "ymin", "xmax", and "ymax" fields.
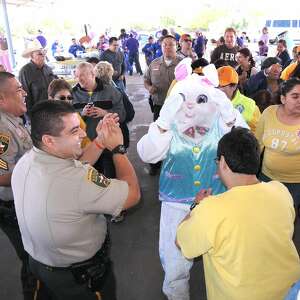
[
  {"xmin": 183, "ymin": 39, "xmax": 192, "ymax": 42},
  {"xmin": 58, "ymin": 95, "xmax": 73, "ymax": 101},
  {"xmin": 214, "ymin": 157, "xmax": 220, "ymax": 164}
]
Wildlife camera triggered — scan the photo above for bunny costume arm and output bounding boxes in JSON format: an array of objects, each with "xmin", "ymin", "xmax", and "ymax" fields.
[{"xmin": 137, "ymin": 122, "xmax": 173, "ymax": 163}]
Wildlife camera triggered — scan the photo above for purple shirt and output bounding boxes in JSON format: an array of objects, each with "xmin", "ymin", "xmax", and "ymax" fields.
[
  {"xmin": 125, "ymin": 37, "xmax": 139, "ymax": 54},
  {"xmin": 259, "ymin": 44, "xmax": 268, "ymax": 56}
]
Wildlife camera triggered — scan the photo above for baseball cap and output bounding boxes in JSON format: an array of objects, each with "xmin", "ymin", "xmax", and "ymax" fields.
[
  {"xmin": 217, "ymin": 66, "xmax": 239, "ymax": 87},
  {"xmin": 180, "ymin": 34, "xmax": 192, "ymax": 42}
]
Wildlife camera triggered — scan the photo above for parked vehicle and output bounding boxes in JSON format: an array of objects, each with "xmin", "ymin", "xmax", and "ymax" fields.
[{"xmin": 265, "ymin": 19, "xmax": 300, "ymax": 45}]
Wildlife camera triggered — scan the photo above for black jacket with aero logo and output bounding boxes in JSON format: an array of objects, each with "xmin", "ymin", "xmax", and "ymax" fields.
[{"xmin": 210, "ymin": 44, "xmax": 239, "ymax": 68}]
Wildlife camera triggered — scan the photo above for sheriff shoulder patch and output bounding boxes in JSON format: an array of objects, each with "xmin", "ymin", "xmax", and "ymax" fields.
[
  {"xmin": 87, "ymin": 167, "xmax": 111, "ymax": 188},
  {"xmin": 0, "ymin": 133, "xmax": 10, "ymax": 156},
  {"xmin": 0, "ymin": 158, "xmax": 8, "ymax": 171}
]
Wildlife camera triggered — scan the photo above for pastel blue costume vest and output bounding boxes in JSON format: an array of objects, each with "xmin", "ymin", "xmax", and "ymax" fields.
[{"xmin": 159, "ymin": 118, "xmax": 226, "ymax": 204}]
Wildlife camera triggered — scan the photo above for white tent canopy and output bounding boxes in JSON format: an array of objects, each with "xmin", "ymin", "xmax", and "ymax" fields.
[{"xmin": 1, "ymin": 0, "xmax": 54, "ymax": 69}]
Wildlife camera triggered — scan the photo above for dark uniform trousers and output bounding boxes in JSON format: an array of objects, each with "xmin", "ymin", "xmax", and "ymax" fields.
[
  {"xmin": 28, "ymin": 235, "xmax": 117, "ymax": 300},
  {"xmin": 0, "ymin": 200, "xmax": 46, "ymax": 300}
]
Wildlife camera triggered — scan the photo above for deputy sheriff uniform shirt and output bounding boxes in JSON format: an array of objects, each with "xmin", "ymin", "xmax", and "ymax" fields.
[
  {"xmin": 144, "ymin": 55, "xmax": 182, "ymax": 106},
  {"xmin": 0, "ymin": 111, "xmax": 32, "ymax": 201},
  {"xmin": 12, "ymin": 147, "xmax": 129, "ymax": 267}
]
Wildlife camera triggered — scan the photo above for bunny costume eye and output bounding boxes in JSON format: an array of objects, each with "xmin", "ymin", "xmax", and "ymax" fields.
[
  {"xmin": 179, "ymin": 93, "xmax": 186, "ymax": 101},
  {"xmin": 196, "ymin": 94, "xmax": 208, "ymax": 104}
]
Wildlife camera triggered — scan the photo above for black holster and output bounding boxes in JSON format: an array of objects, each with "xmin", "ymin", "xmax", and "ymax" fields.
[{"xmin": 70, "ymin": 235, "xmax": 110, "ymax": 290}]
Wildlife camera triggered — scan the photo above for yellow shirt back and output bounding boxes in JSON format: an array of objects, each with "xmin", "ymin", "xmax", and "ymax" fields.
[
  {"xmin": 177, "ymin": 181, "xmax": 300, "ymax": 300},
  {"xmin": 255, "ymin": 105, "xmax": 300, "ymax": 182}
]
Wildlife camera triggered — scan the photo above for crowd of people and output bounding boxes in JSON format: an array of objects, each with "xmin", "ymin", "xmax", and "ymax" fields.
[{"xmin": 0, "ymin": 24, "xmax": 300, "ymax": 300}]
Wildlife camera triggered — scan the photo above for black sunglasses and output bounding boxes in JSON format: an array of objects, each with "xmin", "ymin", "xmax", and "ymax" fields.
[{"xmin": 59, "ymin": 95, "xmax": 73, "ymax": 101}]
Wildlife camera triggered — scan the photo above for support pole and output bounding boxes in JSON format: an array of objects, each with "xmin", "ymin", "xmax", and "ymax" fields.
[{"xmin": 1, "ymin": 0, "xmax": 16, "ymax": 69}]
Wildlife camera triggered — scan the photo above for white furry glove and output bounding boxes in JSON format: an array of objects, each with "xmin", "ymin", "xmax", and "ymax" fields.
[
  {"xmin": 155, "ymin": 93, "xmax": 184, "ymax": 130},
  {"xmin": 212, "ymin": 89, "xmax": 237, "ymax": 125}
]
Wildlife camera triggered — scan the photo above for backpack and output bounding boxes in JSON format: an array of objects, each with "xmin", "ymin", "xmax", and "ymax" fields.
[{"xmin": 116, "ymin": 88, "xmax": 135, "ymax": 123}]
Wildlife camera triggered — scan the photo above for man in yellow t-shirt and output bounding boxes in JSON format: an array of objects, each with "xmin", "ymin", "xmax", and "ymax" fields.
[{"xmin": 176, "ymin": 127, "xmax": 300, "ymax": 300}]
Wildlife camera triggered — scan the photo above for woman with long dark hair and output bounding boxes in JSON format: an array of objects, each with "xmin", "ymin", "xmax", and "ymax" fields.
[{"xmin": 236, "ymin": 48, "xmax": 258, "ymax": 86}]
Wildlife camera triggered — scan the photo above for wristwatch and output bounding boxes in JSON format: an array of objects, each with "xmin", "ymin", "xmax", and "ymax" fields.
[{"xmin": 111, "ymin": 144, "xmax": 127, "ymax": 155}]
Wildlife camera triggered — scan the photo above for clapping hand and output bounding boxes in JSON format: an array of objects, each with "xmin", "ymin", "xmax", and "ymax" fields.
[
  {"xmin": 95, "ymin": 113, "xmax": 123, "ymax": 151},
  {"xmin": 95, "ymin": 113, "xmax": 119, "ymax": 136}
]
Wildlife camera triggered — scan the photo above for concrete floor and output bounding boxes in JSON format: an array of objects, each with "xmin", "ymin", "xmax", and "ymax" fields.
[{"xmin": 0, "ymin": 73, "xmax": 299, "ymax": 300}]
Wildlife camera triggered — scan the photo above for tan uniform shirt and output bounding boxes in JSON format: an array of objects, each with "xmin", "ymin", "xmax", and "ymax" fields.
[
  {"xmin": 144, "ymin": 55, "xmax": 182, "ymax": 106},
  {"xmin": 0, "ymin": 111, "xmax": 32, "ymax": 200},
  {"xmin": 12, "ymin": 147, "xmax": 128, "ymax": 267}
]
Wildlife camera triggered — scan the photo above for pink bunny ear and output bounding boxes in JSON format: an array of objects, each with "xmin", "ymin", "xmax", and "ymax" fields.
[
  {"xmin": 174, "ymin": 57, "xmax": 192, "ymax": 81},
  {"xmin": 175, "ymin": 64, "xmax": 189, "ymax": 81}
]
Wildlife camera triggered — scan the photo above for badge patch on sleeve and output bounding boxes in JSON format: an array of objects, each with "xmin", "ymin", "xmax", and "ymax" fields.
[
  {"xmin": 87, "ymin": 167, "xmax": 111, "ymax": 188},
  {"xmin": 0, "ymin": 158, "xmax": 8, "ymax": 171},
  {"xmin": 0, "ymin": 133, "xmax": 10, "ymax": 156}
]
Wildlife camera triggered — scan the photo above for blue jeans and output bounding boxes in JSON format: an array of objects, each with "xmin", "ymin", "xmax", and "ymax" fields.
[
  {"xmin": 284, "ymin": 280, "xmax": 300, "ymax": 300},
  {"xmin": 124, "ymin": 52, "xmax": 132, "ymax": 74},
  {"xmin": 159, "ymin": 202, "xmax": 193, "ymax": 300}
]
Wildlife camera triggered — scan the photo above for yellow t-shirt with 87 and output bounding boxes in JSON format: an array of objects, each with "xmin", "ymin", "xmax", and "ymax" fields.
[{"xmin": 255, "ymin": 105, "xmax": 300, "ymax": 182}]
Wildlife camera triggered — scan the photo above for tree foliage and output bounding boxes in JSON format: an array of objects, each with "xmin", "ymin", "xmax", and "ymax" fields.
[
  {"xmin": 189, "ymin": 8, "xmax": 227, "ymax": 30},
  {"xmin": 160, "ymin": 16, "xmax": 176, "ymax": 28}
]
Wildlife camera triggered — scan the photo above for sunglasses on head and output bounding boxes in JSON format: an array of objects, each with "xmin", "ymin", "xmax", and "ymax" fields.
[{"xmin": 59, "ymin": 95, "xmax": 73, "ymax": 101}]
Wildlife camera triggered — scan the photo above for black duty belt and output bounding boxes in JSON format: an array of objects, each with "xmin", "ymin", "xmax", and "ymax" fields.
[{"xmin": 30, "ymin": 234, "xmax": 111, "ymax": 289}]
